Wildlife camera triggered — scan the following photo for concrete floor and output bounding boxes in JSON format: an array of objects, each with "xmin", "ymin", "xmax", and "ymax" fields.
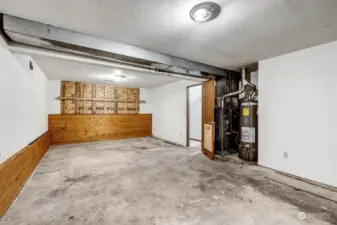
[
  {"xmin": 189, "ymin": 139, "xmax": 201, "ymax": 148},
  {"xmin": 1, "ymin": 137, "xmax": 336, "ymax": 225}
]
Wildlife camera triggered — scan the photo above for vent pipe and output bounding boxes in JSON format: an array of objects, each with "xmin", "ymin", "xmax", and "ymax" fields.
[{"xmin": 221, "ymin": 68, "xmax": 256, "ymax": 108}]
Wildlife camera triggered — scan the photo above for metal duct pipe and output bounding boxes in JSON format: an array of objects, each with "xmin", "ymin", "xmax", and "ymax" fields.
[{"xmin": 221, "ymin": 68, "xmax": 256, "ymax": 108}]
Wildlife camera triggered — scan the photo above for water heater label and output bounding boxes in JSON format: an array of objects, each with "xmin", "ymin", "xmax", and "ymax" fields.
[
  {"xmin": 243, "ymin": 108, "xmax": 250, "ymax": 116},
  {"xmin": 241, "ymin": 127, "xmax": 255, "ymax": 143}
]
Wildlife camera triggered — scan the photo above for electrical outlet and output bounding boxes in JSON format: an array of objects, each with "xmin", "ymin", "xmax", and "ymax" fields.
[{"xmin": 283, "ymin": 152, "xmax": 288, "ymax": 159}]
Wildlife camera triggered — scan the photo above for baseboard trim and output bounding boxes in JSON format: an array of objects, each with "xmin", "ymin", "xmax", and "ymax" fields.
[
  {"xmin": 259, "ymin": 165, "xmax": 337, "ymax": 192},
  {"xmin": 189, "ymin": 138, "xmax": 201, "ymax": 142},
  {"xmin": 152, "ymin": 136, "xmax": 185, "ymax": 147}
]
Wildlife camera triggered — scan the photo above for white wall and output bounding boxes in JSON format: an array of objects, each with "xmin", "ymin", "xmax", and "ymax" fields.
[
  {"xmin": 251, "ymin": 71, "xmax": 258, "ymax": 87},
  {"xmin": 48, "ymin": 80, "xmax": 61, "ymax": 114},
  {"xmin": 189, "ymin": 85, "xmax": 202, "ymax": 141},
  {"xmin": 150, "ymin": 80, "xmax": 201, "ymax": 146},
  {"xmin": 259, "ymin": 40, "xmax": 337, "ymax": 187},
  {"xmin": 139, "ymin": 88, "xmax": 152, "ymax": 114},
  {"xmin": 0, "ymin": 44, "xmax": 48, "ymax": 163},
  {"xmin": 47, "ymin": 80, "xmax": 152, "ymax": 115}
]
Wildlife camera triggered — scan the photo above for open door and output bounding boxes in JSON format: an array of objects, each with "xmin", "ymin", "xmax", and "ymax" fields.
[{"xmin": 202, "ymin": 79, "xmax": 215, "ymax": 160}]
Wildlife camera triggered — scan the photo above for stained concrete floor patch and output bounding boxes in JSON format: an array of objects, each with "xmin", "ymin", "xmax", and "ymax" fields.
[{"xmin": 1, "ymin": 137, "xmax": 336, "ymax": 225}]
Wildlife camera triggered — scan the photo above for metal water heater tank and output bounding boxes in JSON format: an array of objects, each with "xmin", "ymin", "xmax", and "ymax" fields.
[{"xmin": 239, "ymin": 101, "xmax": 258, "ymax": 162}]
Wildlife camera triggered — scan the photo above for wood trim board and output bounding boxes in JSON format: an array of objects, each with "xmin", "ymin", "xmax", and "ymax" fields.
[{"xmin": 0, "ymin": 132, "xmax": 51, "ymax": 217}]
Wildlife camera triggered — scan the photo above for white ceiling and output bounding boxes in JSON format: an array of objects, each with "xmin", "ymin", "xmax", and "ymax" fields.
[
  {"xmin": 33, "ymin": 56, "xmax": 180, "ymax": 88},
  {"xmin": 1, "ymin": 0, "xmax": 337, "ymax": 68}
]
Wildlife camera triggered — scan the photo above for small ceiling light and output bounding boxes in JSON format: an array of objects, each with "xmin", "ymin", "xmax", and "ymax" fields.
[
  {"xmin": 112, "ymin": 74, "xmax": 127, "ymax": 82},
  {"xmin": 99, "ymin": 72, "xmax": 127, "ymax": 82},
  {"xmin": 190, "ymin": 2, "xmax": 221, "ymax": 23}
]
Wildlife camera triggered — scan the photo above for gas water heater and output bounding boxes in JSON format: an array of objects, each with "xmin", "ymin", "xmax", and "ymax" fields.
[{"xmin": 239, "ymin": 101, "xmax": 258, "ymax": 162}]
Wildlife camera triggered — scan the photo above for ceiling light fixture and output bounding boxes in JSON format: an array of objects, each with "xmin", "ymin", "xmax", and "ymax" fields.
[
  {"xmin": 113, "ymin": 74, "xmax": 127, "ymax": 82},
  {"xmin": 190, "ymin": 2, "xmax": 221, "ymax": 23},
  {"xmin": 99, "ymin": 71, "xmax": 127, "ymax": 82},
  {"xmin": 102, "ymin": 74, "xmax": 127, "ymax": 82}
]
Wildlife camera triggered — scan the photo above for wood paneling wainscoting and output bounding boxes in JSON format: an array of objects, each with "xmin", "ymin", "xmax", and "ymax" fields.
[
  {"xmin": 48, "ymin": 114, "xmax": 152, "ymax": 145},
  {"xmin": 0, "ymin": 132, "xmax": 51, "ymax": 217}
]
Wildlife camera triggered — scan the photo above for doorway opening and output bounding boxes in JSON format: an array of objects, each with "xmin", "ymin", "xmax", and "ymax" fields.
[{"xmin": 186, "ymin": 84, "xmax": 202, "ymax": 149}]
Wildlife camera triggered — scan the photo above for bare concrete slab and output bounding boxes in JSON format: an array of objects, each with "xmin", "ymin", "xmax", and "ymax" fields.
[{"xmin": 1, "ymin": 137, "xmax": 336, "ymax": 225}]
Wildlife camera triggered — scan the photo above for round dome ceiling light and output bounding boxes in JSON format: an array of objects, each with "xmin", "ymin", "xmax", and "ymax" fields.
[{"xmin": 190, "ymin": 2, "xmax": 221, "ymax": 23}]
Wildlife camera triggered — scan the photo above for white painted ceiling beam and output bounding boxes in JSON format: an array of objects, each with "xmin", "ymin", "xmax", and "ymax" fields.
[
  {"xmin": 9, "ymin": 43, "xmax": 208, "ymax": 83},
  {"xmin": 3, "ymin": 14, "xmax": 226, "ymax": 77}
]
